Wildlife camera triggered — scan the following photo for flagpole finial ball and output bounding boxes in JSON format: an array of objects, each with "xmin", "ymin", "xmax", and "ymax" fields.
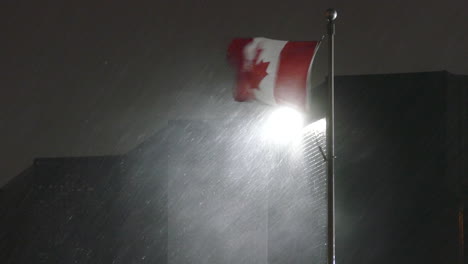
[{"xmin": 325, "ymin": 8, "xmax": 337, "ymax": 21}]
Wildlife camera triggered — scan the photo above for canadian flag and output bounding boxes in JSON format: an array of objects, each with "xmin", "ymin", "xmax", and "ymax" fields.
[{"xmin": 227, "ymin": 37, "xmax": 320, "ymax": 111}]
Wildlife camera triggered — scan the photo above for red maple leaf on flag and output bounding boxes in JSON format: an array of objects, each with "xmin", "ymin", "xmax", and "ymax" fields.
[{"xmin": 248, "ymin": 48, "xmax": 270, "ymax": 90}]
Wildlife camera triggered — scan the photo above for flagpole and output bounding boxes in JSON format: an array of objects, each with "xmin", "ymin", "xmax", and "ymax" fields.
[{"xmin": 325, "ymin": 8, "xmax": 337, "ymax": 264}]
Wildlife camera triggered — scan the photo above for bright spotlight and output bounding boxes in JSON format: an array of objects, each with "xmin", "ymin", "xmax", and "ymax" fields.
[{"xmin": 263, "ymin": 107, "xmax": 304, "ymax": 144}]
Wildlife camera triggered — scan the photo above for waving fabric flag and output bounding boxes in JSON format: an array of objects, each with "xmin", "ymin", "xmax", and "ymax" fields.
[{"xmin": 227, "ymin": 37, "xmax": 320, "ymax": 111}]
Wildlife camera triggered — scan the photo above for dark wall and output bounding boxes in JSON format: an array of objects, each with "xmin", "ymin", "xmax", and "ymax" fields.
[
  {"xmin": 0, "ymin": 155, "xmax": 168, "ymax": 263},
  {"xmin": 1, "ymin": 157, "xmax": 123, "ymax": 263},
  {"xmin": 334, "ymin": 71, "xmax": 460, "ymax": 263}
]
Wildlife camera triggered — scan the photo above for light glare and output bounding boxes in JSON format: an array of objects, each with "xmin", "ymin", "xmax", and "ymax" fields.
[{"xmin": 263, "ymin": 107, "xmax": 304, "ymax": 144}]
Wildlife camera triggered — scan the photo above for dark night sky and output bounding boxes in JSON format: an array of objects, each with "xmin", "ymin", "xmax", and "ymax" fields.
[{"xmin": 1, "ymin": 0, "xmax": 467, "ymax": 187}]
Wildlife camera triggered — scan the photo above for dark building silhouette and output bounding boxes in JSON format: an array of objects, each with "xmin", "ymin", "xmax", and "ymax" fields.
[
  {"xmin": 332, "ymin": 71, "xmax": 467, "ymax": 263},
  {"xmin": 0, "ymin": 71, "xmax": 466, "ymax": 263}
]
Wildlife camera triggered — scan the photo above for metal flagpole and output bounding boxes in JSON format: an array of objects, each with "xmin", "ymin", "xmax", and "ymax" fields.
[{"xmin": 325, "ymin": 8, "xmax": 337, "ymax": 264}]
